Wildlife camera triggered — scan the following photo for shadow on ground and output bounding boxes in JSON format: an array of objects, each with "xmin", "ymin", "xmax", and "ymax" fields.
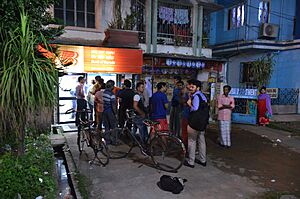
[{"xmin": 206, "ymin": 124, "xmax": 300, "ymax": 196}]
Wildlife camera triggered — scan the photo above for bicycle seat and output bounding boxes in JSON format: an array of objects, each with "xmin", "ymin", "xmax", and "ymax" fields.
[
  {"xmin": 143, "ymin": 119, "xmax": 160, "ymax": 126},
  {"xmin": 126, "ymin": 109, "xmax": 136, "ymax": 119}
]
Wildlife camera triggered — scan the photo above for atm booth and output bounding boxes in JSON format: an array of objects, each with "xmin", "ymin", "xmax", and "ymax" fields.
[{"xmin": 55, "ymin": 45, "xmax": 143, "ymax": 131}]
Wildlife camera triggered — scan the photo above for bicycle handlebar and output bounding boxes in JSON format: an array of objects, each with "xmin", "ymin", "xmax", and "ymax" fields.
[
  {"xmin": 65, "ymin": 108, "xmax": 92, "ymax": 114},
  {"xmin": 143, "ymin": 119, "xmax": 160, "ymax": 126}
]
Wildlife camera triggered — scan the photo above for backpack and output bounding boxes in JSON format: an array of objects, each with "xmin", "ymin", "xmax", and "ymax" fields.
[
  {"xmin": 188, "ymin": 94, "xmax": 209, "ymax": 131},
  {"xmin": 157, "ymin": 175, "xmax": 187, "ymax": 194}
]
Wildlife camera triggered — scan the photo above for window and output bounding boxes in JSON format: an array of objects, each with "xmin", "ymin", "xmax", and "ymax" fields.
[
  {"xmin": 258, "ymin": 0, "xmax": 270, "ymax": 23},
  {"xmin": 240, "ymin": 62, "xmax": 256, "ymax": 83},
  {"xmin": 228, "ymin": 4, "xmax": 245, "ymax": 30},
  {"xmin": 54, "ymin": 0, "xmax": 95, "ymax": 28}
]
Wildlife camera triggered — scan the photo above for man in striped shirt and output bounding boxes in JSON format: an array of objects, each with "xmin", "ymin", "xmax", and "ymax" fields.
[{"xmin": 102, "ymin": 80, "xmax": 117, "ymax": 143}]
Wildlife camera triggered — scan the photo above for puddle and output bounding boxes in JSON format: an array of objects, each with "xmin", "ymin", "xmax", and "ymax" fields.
[{"xmin": 54, "ymin": 146, "xmax": 76, "ymax": 199}]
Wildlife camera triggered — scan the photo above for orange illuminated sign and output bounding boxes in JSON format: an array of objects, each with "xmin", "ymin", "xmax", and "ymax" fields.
[{"xmin": 84, "ymin": 47, "xmax": 143, "ymax": 74}]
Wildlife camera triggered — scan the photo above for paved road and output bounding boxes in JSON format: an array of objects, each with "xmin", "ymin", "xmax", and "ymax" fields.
[{"xmin": 64, "ymin": 132, "xmax": 264, "ymax": 199}]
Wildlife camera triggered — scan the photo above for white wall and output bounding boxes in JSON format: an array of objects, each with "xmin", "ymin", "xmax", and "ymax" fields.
[{"xmin": 139, "ymin": 44, "xmax": 212, "ymax": 58}]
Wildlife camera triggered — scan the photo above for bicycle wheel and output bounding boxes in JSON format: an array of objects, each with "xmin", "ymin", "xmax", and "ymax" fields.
[
  {"xmin": 150, "ymin": 133, "xmax": 186, "ymax": 172},
  {"xmin": 91, "ymin": 132, "xmax": 110, "ymax": 166},
  {"xmin": 106, "ymin": 128, "xmax": 133, "ymax": 159},
  {"xmin": 77, "ymin": 126, "xmax": 86, "ymax": 153}
]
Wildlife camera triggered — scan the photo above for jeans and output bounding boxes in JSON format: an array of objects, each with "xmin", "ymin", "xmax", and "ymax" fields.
[
  {"xmin": 132, "ymin": 116, "xmax": 148, "ymax": 145},
  {"xmin": 75, "ymin": 99, "xmax": 87, "ymax": 126},
  {"xmin": 102, "ymin": 110, "xmax": 117, "ymax": 144}
]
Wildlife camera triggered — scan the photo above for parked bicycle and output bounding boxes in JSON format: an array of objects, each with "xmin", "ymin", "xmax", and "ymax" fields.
[
  {"xmin": 106, "ymin": 109, "xmax": 186, "ymax": 172},
  {"xmin": 65, "ymin": 108, "xmax": 109, "ymax": 166}
]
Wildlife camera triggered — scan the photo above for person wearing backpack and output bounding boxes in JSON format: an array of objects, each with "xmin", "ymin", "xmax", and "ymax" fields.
[
  {"xmin": 217, "ymin": 85, "xmax": 235, "ymax": 148},
  {"xmin": 183, "ymin": 79, "xmax": 209, "ymax": 168}
]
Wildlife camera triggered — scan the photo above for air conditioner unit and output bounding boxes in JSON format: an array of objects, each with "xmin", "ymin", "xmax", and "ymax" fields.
[{"xmin": 259, "ymin": 23, "xmax": 279, "ymax": 39}]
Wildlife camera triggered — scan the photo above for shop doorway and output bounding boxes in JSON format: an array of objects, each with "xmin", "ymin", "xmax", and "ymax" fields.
[
  {"xmin": 57, "ymin": 73, "xmax": 87, "ymax": 126},
  {"xmin": 56, "ymin": 73, "xmax": 117, "ymax": 132}
]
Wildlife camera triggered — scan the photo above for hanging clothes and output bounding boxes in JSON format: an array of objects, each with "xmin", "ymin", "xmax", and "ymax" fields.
[
  {"xmin": 174, "ymin": 9, "xmax": 189, "ymax": 25},
  {"xmin": 159, "ymin": 6, "xmax": 174, "ymax": 23}
]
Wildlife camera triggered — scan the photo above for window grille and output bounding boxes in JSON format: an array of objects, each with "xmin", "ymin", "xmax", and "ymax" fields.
[
  {"xmin": 228, "ymin": 4, "xmax": 245, "ymax": 30},
  {"xmin": 157, "ymin": 1, "xmax": 193, "ymax": 46},
  {"xmin": 258, "ymin": 0, "xmax": 270, "ymax": 23}
]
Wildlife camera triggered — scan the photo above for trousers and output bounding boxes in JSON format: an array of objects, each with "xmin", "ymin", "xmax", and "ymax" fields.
[{"xmin": 186, "ymin": 125, "xmax": 206, "ymax": 165}]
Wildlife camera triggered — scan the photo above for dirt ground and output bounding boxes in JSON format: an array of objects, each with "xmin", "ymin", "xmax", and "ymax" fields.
[{"xmin": 205, "ymin": 124, "xmax": 300, "ymax": 197}]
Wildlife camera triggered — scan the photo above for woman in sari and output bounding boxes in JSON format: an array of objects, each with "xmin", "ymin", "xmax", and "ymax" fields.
[{"xmin": 258, "ymin": 86, "xmax": 272, "ymax": 126}]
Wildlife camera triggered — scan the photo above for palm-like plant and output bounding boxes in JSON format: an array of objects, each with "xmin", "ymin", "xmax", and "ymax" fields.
[
  {"xmin": 251, "ymin": 55, "xmax": 275, "ymax": 88},
  {"xmin": 0, "ymin": 11, "xmax": 57, "ymax": 155}
]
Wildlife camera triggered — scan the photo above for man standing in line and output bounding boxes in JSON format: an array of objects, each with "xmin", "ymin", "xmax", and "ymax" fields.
[
  {"xmin": 150, "ymin": 82, "xmax": 169, "ymax": 132},
  {"xmin": 118, "ymin": 79, "xmax": 135, "ymax": 128},
  {"xmin": 184, "ymin": 79, "xmax": 208, "ymax": 168},
  {"xmin": 102, "ymin": 80, "xmax": 117, "ymax": 143},
  {"xmin": 217, "ymin": 85, "xmax": 235, "ymax": 148},
  {"xmin": 133, "ymin": 81, "xmax": 148, "ymax": 146},
  {"xmin": 169, "ymin": 76, "xmax": 183, "ymax": 137},
  {"xmin": 75, "ymin": 76, "xmax": 87, "ymax": 126}
]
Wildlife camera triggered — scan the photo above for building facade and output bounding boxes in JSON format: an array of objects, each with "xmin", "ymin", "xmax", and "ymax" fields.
[
  {"xmin": 210, "ymin": 0, "xmax": 300, "ymax": 114},
  {"xmin": 50, "ymin": 0, "xmax": 226, "ymax": 124}
]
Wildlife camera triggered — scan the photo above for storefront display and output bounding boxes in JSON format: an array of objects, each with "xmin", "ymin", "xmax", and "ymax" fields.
[
  {"xmin": 230, "ymin": 88, "xmax": 258, "ymax": 125},
  {"xmin": 141, "ymin": 54, "xmax": 224, "ymax": 103}
]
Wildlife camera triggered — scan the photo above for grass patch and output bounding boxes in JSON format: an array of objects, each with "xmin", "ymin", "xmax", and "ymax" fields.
[
  {"xmin": 0, "ymin": 134, "xmax": 57, "ymax": 199},
  {"xmin": 257, "ymin": 191, "xmax": 295, "ymax": 199},
  {"xmin": 74, "ymin": 171, "xmax": 90, "ymax": 199},
  {"xmin": 268, "ymin": 122, "xmax": 300, "ymax": 136}
]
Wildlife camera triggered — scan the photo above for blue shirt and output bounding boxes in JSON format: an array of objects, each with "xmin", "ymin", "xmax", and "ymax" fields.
[
  {"xmin": 150, "ymin": 91, "xmax": 169, "ymax": 120},
  {"xmin": 182, "ymin": 93, "xmax": 190, "ymax": 119},
  {"xmin": 171, "ymin": 88, "xmax": 180, "ymax": 107},
  {"xmin": 190, "ymin": 91, "xmax": 207, "ymax": 112},
  {"xmin": 103, "ymin": 89, "xmax": 116, "ymax": 112}
]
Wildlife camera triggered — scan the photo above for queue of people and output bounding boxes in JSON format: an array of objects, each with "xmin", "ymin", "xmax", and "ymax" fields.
[{"xmin": 75, "ymin": 75, "xmax": 273, "ymax": 168}]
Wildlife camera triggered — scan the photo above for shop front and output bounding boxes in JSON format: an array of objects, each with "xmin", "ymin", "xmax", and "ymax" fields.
[
  {"xmin": 142, "ymin": 53, "xmax": 225, "ymax": 107},
  {"xmin": 230, "ymin": 88, "xmax": 258, "ymax": 125},
  {"xmin": 55, "ymin": 45, "xmax": 143, "ymax": 127}
]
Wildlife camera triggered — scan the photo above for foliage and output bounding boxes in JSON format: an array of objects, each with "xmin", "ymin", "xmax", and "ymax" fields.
[
  {"xmin": 75, "ymin": 171, "xmax": 90, "ymax": 199},
  {"xmin": 107, "ymin": 0, "xmax": 137, "ymax": 31},
  {"xmin": 0, "ymin": 0, "xmax": 64, "ymax": 41},
  {"xmin": 0, "ymin": 10, "xmax": 58, "ymax": 155},
  {"xmin": 0, "ymin": 134, "xmax": 56, "ymax": 199},
  {"xmin": 250, "ymin": 54, "xmax": 275, "ymax": 88},
  {"xmin": 268, "ymin": 122, "xmax": 300, "ymax": 137}
]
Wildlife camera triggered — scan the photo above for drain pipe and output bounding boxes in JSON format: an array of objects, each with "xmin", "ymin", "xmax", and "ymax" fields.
[
  {"xmin": 152, "ymin": 0, "xmax": 158, "ymax": 53},
  {"xmin": 197, "ymin": 5, "xmax": 203, "ymax": 56},
  {"xmin": 192, "ymin": 3, "xmax": 199, "ymax": 55},
  {"xmin": 146, "ymin": 0, "xmax": 152, "ymax": 53}
]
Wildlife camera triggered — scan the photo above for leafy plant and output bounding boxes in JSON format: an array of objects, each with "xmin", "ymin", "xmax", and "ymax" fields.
[
  {"xmin": 0, "ymin": 134, "xmax": 56, "ymax": 199},
  {"xmin": 0, "ymin": 10, "xmax": 57, "ymax": 155},
  {"xmin": 0, "ymin": 0, "xmax": 63, "ymax": 41},
  {"xmin": 107, "ymin": 0, "xmax": 137, "ymax": 30},
  {"xmin": 250, "ymin": 54, "xmax": 275, "ymax": 88}
]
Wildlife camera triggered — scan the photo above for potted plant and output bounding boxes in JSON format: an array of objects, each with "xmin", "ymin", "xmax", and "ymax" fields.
[{"xmin": 102, "ymin": 0, "xmax": 139, "ymax": 47}]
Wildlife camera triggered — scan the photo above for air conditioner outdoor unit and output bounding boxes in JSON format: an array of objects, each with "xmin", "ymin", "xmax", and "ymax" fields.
[{"xmin": 259, "ymin": 23, "xmax": 279, "ymax": 39}]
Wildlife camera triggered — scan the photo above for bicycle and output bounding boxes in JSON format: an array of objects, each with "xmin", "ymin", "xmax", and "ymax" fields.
[
  {"xmin": 65, "ymin": 108, "xmax": 109, "ymax": 166},
  {"xmin": 106, "ymin": 109, "xmax": 186, "ymax": 172}
]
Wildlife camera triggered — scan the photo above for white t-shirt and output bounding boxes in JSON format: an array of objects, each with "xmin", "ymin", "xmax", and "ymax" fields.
[{"xmin": 134, "ymin": 94, "xmax": 141, "ymax": 102}]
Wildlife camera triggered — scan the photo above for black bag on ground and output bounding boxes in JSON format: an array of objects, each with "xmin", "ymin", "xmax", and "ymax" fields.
[
  {"xmin": 157, "ymin": 175, "xmax": 187, "ymax": 194},
  {"xmin": 188, "ymin": 94, "xmax": 209, "ymax": 131}
]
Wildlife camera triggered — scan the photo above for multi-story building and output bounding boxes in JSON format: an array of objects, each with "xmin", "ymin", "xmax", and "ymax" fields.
[
  {"xmin": 210, "ymin": 0, "xmax": 300, "ymax": 114},
  {"xmin": 50, "ymin": 0, "xmax": 225, "ymax": 124}
]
